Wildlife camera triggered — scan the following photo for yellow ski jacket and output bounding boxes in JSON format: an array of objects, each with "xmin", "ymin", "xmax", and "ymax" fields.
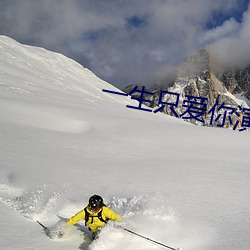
[{"xmin": 67, "ymin": 206, "xmax": 121, "ymax": 233}]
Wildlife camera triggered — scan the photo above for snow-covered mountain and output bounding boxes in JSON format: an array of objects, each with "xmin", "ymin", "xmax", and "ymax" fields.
[
  {"xmin": 0, "ymin": 36, "xmax": 250, "ymax": 250},
  {"xmin": 124, "ymin": 49, "xmax": 250, "ymax": 129}
]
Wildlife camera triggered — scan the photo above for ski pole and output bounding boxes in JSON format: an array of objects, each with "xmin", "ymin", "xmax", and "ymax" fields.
[
  {"xmin": 122, "ymin": 227, "xmax": 180, "ymax": 250},
  {"xmin": 37, "ymin": 220, "xmax": 48, "ymax": 231}
]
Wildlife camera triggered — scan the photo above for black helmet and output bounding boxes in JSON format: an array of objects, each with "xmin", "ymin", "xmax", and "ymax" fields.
[{"xmin": 89, "ymin": 195, "xmax": 104, "ymax": 210}]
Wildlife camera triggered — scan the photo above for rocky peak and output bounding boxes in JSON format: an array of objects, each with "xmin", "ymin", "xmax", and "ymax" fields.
[
  {"xmin": 177, "ymin": 48, "xmax": 210, "ymax": 78},
  {"xmin": 174, "ymin": 49, "xmax": 226, "ymax": 107},
  {"xmin": 165, "ymin": 49, "xmax": 249, "ymax": 128}
]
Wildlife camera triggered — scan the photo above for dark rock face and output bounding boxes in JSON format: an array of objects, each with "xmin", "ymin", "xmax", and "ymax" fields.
[
  {"xmin": 123, "ymin": 49, "xmax": 249, "ymax": 130},
  {"xmin": 217, "ymin": 66, "xmax": 250, "ymax": 99}
]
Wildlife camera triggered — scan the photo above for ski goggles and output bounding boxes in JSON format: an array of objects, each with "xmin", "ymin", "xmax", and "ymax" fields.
[{"xmin": 89, "ymin": 204, "xmax": 101, "ymax": 212}]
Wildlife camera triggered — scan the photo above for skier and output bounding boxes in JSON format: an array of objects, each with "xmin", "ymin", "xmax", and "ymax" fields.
[{"xmin": 66, "ymin": 194, "xmax": 121, "ymax": 239}]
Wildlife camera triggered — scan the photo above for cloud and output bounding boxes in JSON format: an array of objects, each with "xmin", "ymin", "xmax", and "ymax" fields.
[
  {"xmin": 200, "ymin": 18, "xmax": 240, "ymax": 45},
  {"xmin": 0, "ymin": 0, "xmax": 249, "ymax": 88},
  {"xmin": 209, "ymin": 4, "xmax": 250, "ymax": 69}
]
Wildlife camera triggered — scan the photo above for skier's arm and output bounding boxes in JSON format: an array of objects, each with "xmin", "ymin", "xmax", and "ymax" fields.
[
  {"xmin": 104, "ymin": 207, "xmax": 122, "ymax": 222},
  {"xmin": 67, "ymin": 209, "xmax": 85, "ymax": 225}
]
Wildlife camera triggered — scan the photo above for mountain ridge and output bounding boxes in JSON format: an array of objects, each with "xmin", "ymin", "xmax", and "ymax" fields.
[{"xmin": 123, "ymin": 48, "xmax": 250, "ymax": 129}]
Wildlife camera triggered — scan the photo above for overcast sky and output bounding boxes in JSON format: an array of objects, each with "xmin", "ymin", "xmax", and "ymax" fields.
[{"xmin": 0, "ymin": 0, "xmax": 249, "ymax": 89}]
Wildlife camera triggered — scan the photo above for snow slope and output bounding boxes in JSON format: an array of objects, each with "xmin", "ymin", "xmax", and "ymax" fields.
[{"xmin": 0, "ymin": 36, "xmax": 249, "ymax": 250}]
